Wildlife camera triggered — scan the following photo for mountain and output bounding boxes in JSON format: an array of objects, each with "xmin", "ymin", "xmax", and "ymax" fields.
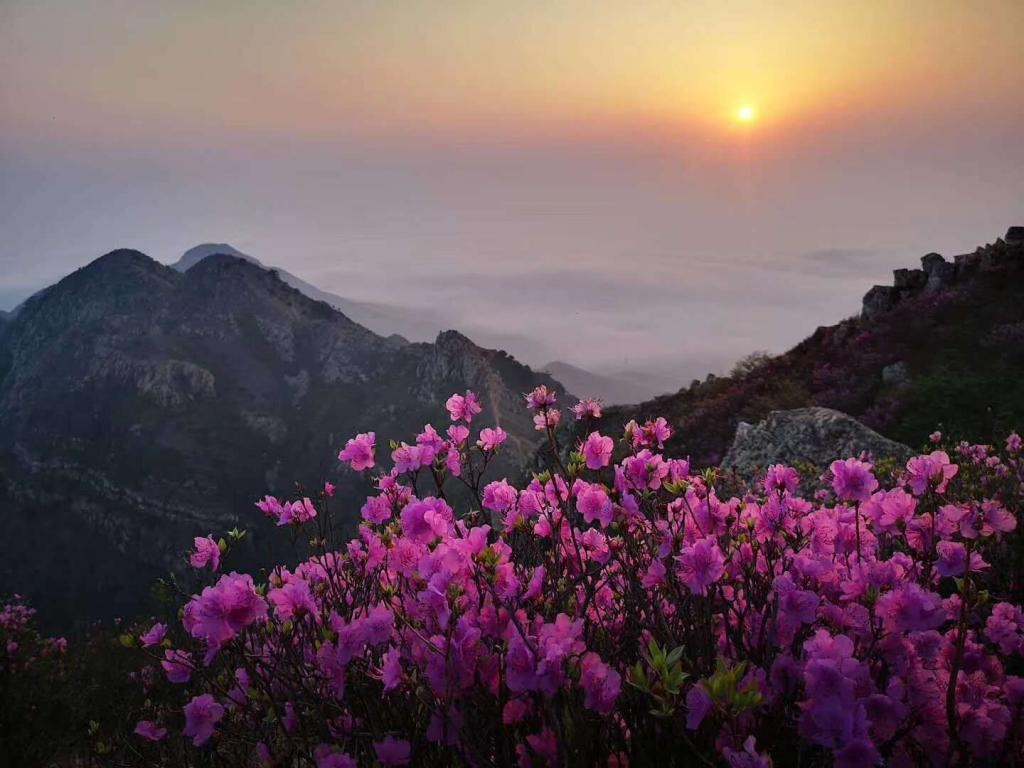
[
  {"xmin": 172, "ymin": 243, "xmax": 446, "ymax": 344},
  {"xmin": 586, "ymin": 227, "xmax": 1024, "ymax": 466},
  {"xmin": 0, "ymin": 249, "xmax": 564, "ymax": 627},
  {"xmin": 540, "ymin": 361, "xmax": 658, "ymax": 405}
]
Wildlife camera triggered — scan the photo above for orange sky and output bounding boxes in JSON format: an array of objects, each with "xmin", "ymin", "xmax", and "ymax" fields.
[
  {"xmin": 2, "ymin": 0, "xmax": 1023, "ymax": 144},
  {"xmin": 2, "ymin": 1, "xmax": 1023, "ymax": 381}
]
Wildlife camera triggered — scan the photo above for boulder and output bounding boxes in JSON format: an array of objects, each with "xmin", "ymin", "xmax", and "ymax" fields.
[
  {"xmin": 721, "ymin": 407, "xmax": 913, "ymax": 477},
  {"xmin": 881, "ymin": 360, "xmax": 912, "ymax": 388},
  {"xmin": 861, "ymin": 285, "xmax": 897, "ymax": 319}
]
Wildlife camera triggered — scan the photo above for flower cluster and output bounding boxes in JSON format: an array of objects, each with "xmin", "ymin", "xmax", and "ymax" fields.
[
  {"xmin": 0, "ymin": 596, "xmax": 67, "ymax": 673},
  {"xmin": 129, "ymin": 391, "xmax": 1024, "ymax": 766}
]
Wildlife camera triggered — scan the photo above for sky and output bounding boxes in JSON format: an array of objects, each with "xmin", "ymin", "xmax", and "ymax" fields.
[{"xmin": 2, "ymin": 0, "xmax": 1023, "ymax": 388}]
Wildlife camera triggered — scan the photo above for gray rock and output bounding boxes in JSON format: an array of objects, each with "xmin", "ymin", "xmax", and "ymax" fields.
[
  {"xmin": 881, "ymin": 361, "xmax": 912, "ymax": 388},
  {"xmin": 722, "ymin": 407, "xmax": 913, "ymax": 477},
  {"xmin": 921, "ymin": 252, "xmax": 946, "ymax": 275},
  {"xmin": 893, "ymin": 268, "xmax": 926, "ymax": 290},
  {"xmin": 862, "ymin": 285, "xmax": 897, "ymax": 319},
  {"xmin": 925, "ymin": 259, "xmax": 956, "ymax": 291},
  {"xmin": 954, "ymin": 252, "xmax": 980, "ymax": 275}
]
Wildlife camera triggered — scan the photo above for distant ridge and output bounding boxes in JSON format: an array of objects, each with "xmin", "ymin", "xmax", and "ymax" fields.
[
  {"xmin": 171, "ymin": 243, "xmax": 445, "ymax": 344},
  {"xmin": 540, "ymin": 360, "xmax": 657, "ymax": 405}
]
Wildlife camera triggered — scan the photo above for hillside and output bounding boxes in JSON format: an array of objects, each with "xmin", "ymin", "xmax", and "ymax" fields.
[
  {"xmin": 593, "ymin": 227, "xmax": 1024, "ymax": 466},
  {"xmin": 0, "ymin": 250, "xmax": 564, "ymax": 626}
]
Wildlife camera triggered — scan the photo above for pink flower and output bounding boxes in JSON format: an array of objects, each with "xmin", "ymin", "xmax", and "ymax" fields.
[
  {"xmin": 945, "ymin": 500, "xmax": 1017, "ymax": 539},
  {"xmin": 361, "ymin": 495, "xmax": 392, "ymax": 524},
  {"xmin": 905, "ymin": 451, "xmax": 958, "ymax": 495},
  {"xmin": 582, "ymin": 431, "xmax": 614, "ymax": 470},
  {"xmin": 624, "ymin": 450, "xmax": 669, "ymax": 490},
  {"xmin": 139, "ymin": 622, "xmax": 167, "ymax": 648},
  {"xmin": 338, "ymin": 432, "xmax": 376, "ymax": 471},
  {"xmin": 183, "ymin": 693, "xmax": 225, "ymax": 747},
  {"xmin": 190, "ymin": 535, "xmax": 221, "ymax": 572},
  {"xmin": 676, "ymin": 538, "xmax": 726, "ymax": 595},
  {"xmin": 774, "ymin": 574, "xmax": 820, "ymax": 639},
  {"xmin": 1007, "ymin": 432, "xmax": 1022, "ymax": 453},
  {"xmin": 400, "ymin": 497, "xmax": 454, "ymax": 542},
  {"xmin": 134, "ymin": 720, "xmax": 167, "ymax": 741},
  {"xmin": 416, "ymin": 424, "xmax": 445, "ymax": 461},
  {"xmin": 381, "ymin": 646, "xmax": 402, "ymax": 692},
  {"xmin": 577, "ymin": 483, "xmax": 613, "ymax": 527},
  {"xmin": 278, "ymin": 497, "xmax": 317, "ymax": 526},
  {"xmin": 929, "ymin": 431, "xmax": 943, "ymax": 443},
  {"xmin": 525, "ymin": 385, "xmax": 557, "ymax": 410},
  {"xmin": 391, "ymin": 442, "xmax": 426, "ymax": 473},
  {"xmin": 183, "ymin": 572, "xmax": 268, "ymax": 647},
  {"xmin": 533, "ymin": 409, "xmax": 561, "ymax": 431},
  {"xmin": 447, "ymin": 424, "xmax": 470, "ymax": 444},
  {"xmin": 935, "ymin": 540, "xmax": 967, "ymax": 577},
  {"xmin": 763, "ymin": 464, "xmax": 799, "ymax": 495},
  {"xmin": 483, "ymin": 479, "xmax": 518, "ymax": 513},
  {"xmin": 503, "ymin": 698, "xmax": 531, "ymax": 724},
  {"xmin": 477, "ymin": 426, "xmax": 508, "ymax": 452},
  {"xmin": 314, "ymin": 745, "xmax": 357, "ymax": 768},
  {"xmin": 161, "ymin": 648, "xmax": 193, "ymax": 683},
  {"xmin": 638, "ymin": 417, "xmax": 672, "ymax": 449},
  {"xmin": 323, "ymin": 481, "xmax": 335, "ymax": 497},
  {"xmin": 268, "ymin": 578, "xmax": 319, "ymax": 621},
  {"xmin": 446, "ymin": 391, "xmax": 483, "ymax": 423},
  {"xmin": 373, "ymin": 736, "xmax": 412, "ymax": 766},
  {"xmin": 829, "ymin": 458, "xmax": 878, "ymax": 502},
  {"xmin": 723, "ymin": 736, "xmax": 771, "ymax": 768},
  {"xmin": 985, "ymin": 603, "xmax": 1024, "ymax": 655},
  {"xmin": 875, "ymin": 583, "xmax": 945, "ymax": 632},
  {"xmin": 685, "ymin": 684, "xmax": 712, "ymax": 729},
  {"xmin": 255, "ymin": 495, "xmax": 284, "ymax": 521},
  {"xmin": 580, "ymin": 652, "xmax": 621, "ymax": 714},
  {"xmin": 572, "ymin": 398, "xmax": 603, "ymax": 420},
  {"xmin": 641, "ymin": 558, "xmax": 666, "ymax": 589}
]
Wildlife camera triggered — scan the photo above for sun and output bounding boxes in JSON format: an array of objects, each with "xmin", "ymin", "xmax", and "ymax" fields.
[{"xmin": 735, "ymin": 104, "xmax": 757, "ymax": 123}]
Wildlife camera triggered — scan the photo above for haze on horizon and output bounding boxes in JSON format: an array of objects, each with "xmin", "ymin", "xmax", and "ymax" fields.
[{"xmin": 2, "ymin": 0, "xmax": 1023, "ymax": 387}]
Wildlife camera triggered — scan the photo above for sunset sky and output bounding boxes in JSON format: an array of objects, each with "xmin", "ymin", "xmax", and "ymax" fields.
[{"xmin": 2, "ymin": 0, "xmax": 1023, "ymax": 382}]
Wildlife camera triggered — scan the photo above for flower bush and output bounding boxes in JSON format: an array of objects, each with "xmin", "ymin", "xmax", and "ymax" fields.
[{"xmin": 127, "ymin": 392, "xmax": 1024, "ymax": 766}]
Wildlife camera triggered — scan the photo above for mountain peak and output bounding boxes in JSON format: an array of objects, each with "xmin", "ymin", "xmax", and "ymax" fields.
[
  {"xmin": 174, "ymin": 242, "xmax": 260, "ymax": 272},
  {"xmin": 62, "ymin": 248, "xmax": 177, "ymax": 295},
  {"xmin": 85, "ymin": 247, "xmax": 159, "ymax": 272}
]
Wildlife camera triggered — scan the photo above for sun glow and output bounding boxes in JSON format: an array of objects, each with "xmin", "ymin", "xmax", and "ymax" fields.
[{"xmin": 735, "ymin": 104, "xmax": 757, "ymax": 123}]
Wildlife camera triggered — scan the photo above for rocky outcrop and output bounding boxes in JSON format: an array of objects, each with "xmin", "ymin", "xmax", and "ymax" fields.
[
  {"xmin": 861, "ymin": 285, "xmax": 898, "ymax": 320},
  {"xmin": 881, "ymin": 360, "xmax": 911, "ymax": 388},
  {"xmin": 722, "ymin": 407, "xmax": 913, "ymax": 477},
  {"xmin": 863, "ymin": 227, "xmax": 1024, "ymax": 318}
]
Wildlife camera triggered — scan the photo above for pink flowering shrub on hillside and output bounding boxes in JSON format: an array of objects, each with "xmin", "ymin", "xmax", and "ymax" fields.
[{"xmin": 127, "ymin": 391, "xmax": 1024, "ymax": 766}]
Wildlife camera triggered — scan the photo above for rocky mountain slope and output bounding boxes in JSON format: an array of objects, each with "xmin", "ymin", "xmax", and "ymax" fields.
[
  {"xmin": 590, "ymin": 227, "xmax": 1024, "ymax": 467},
  {"xmin": 0, "ymin": 250, "xmax": 563, "ymax": 626}
]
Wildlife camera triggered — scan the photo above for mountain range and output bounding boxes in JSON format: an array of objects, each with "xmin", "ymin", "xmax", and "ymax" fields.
[
  {"xmin": 0, "ymin": 248, "xmax": 564, "ymax": 627},
  {"xmin": 3, "ymin": 228, "xmax": 1022, "ymax": 629}
]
